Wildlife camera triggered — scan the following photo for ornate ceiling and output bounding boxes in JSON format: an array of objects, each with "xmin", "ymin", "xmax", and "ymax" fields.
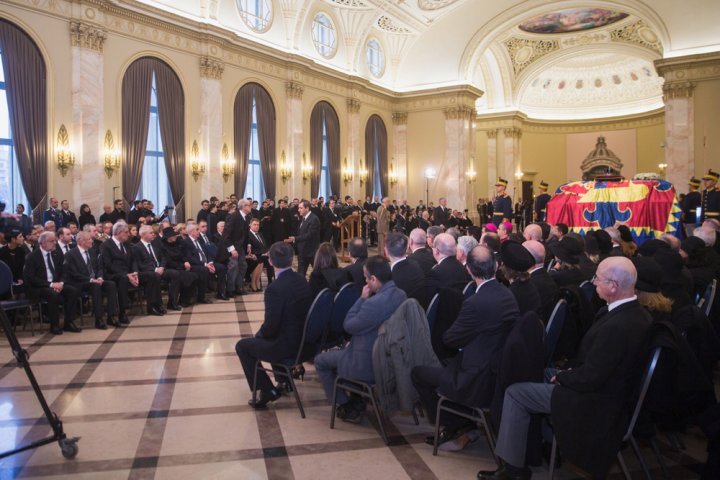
[{"xmin": 132, "ymin": 0, "xmax": 720, "ymax": 119}]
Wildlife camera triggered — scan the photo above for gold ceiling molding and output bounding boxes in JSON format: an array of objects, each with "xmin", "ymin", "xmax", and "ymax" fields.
[
  {"xmin": 418, "ymin": 0, "xmax": 460, "ymax": 11},
  {"xmin": 503, "ymin": 127, "xmax": 522, "ymax": 139},
  {"xmin": 503, "ymin": 37, "xmax": 559, "ymax": 77},
  {"xmin": 444, "ymin": 105, "xmax": 476, "ymax": 120},
  {"xmin": 347, "ymin": 98, "xmax": 361, "ymax": 113},
  {"xmin": 392, "ymin": 112, "xmax": 408, "ymax": 125},
  {"xmin": 70, "ymin": 21, "xmax": 107, "ymax": 52},
  {"xmin": 199, "ymin": 56, "xmax": 224, "ymax": 80},
  {"xmin": 609, "ymin": 20, "xmax": 662, "ymax": 55},
  {"xmin": 285, "ymin": 81, "xmax": 305, "ymax": 99},
  {"xmin": 662, "ymin": 81, "xmax": 695, "ymax": 100},
  {"xmin": 655, "ymin": 51, "xmax": 720, "ymax": 84},
  {"xmin": 485, "ymin": 129, "xmax": 498, "ymax": 139},
  {"xmin": 474, "ymin": 109, "xmax": 664, "ymax": 134}
]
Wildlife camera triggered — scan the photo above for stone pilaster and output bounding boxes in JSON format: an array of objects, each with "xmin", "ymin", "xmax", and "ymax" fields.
[
  {"xmin": 486, "ymin": 129, "xmax": 497, "ymax": 200},
  {"xmin": 70, "ymin": 21, "xmax": 106, "ymax": 213},
  {"xmin": 346, "ymin": 98, "xmax": 361, "ymax": 200},
  {"xmin": 442, "ymin": 105, "xmax": 475, "ymax": 210},
  {"xmin": 285, "ymin": 81, "xmax": 305, "ymax": 199},
  {"xmin": 503, "ymin": 127, "xmax": 522, "ymax": 201},
  {"xmin": 392, "ymin": 112, "xmax": 408, "ymax": 202},
  {"xmin": 199, "ymin": 56, "xmax": 224, "ymax": 200}
]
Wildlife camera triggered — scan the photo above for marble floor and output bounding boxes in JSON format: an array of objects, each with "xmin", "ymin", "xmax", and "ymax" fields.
[{"xmin": 0, "ymin": 290, "xmax": 710, "ymax": 479}]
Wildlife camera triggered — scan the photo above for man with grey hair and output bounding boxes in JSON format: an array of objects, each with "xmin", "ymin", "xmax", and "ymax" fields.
[
  {"xmin": 185, "ymin": 221, "xmax": 228, "ymax": 302},
  {"xmin": 133, "ymin": 224, "xmax": 186, "ymax": 310},
  {"xmin": 603, "ymin": 226, "xmax": 624, "ymax": 256},
  {"xmin": 693, "ymin": 226, "xmax": 717, "ymax": 247},
  {"xmin": 23, "ymin": 231, "xmax": 81, "ymax": 334},
  {"xmin": 523, "ymin": 224, "xmax": 542, "ymax": 242},
  {"xmin": 426, "ymin": 233, "xmax": 470, "ymax": 299},
  {"xmin": 658, "ymin": 233, "xmax": 681, "ymax": 252},
  {"xmin": 456, "ymin": 235, "xmax": 478, "ymax": 266},
  {"xmin": 426, "ymin": 225, "xmax": 443, "ymax": 249},
  {"xmin": 434, "ymin": 196, "xmax": 450, "ymax": 229},
  {"xmin": 218, "ymin": 198, "xmax": 251, "ymax": 294},
  {"xmin": 408, "ymin": 227, "xmax": 436, "ymax": 275},
  {"xmin": 43, "ymin": 220, "xmax": 56, "ymax": 233},
  {"xmin": 480, "ymin": 256, "xmax": 652, "ymax": 480}
]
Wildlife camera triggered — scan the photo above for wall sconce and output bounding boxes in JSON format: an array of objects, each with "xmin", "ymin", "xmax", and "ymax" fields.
[
  {"xmin": 358, "ymin": 159, "xmax": 368, "ymax": 186},
  {"xmin": 515, "ymin": 170, "xmax": 524, "ymax": 180},
  {"xmin": 658, "ymin": 163, "xmax": 668, "ymax": 172},
  {"xmin": 466, "ymin": 164, "xmax": 477, "ymax": 184},
  {"xmin": 279, "ymin": 150, "xmax": 292, "ymax": 183},
  {"xmin": 190, "ymin": 140, "xmax": 206, "ymax": 182},
  {"xmin": 301, "ymin": 153, "xmax": 312, "ymax": 184},
  {"xmin": 56, "ymin": 124, "xmax": 75, "ymax": 177},
  {"xmin": 221, "ymin": 143, "xmax": 235, "ymax": 183},
  {"xmin": 103, "ymin": 130, "xmax": 120, "ymax": 179},
  {"xmin": 389, "ymin": 162, "xmax": 398, "ymax": 188},
  {"xmin": 342, "ymin": 157, "xmax": 353, "ymax": 185}
]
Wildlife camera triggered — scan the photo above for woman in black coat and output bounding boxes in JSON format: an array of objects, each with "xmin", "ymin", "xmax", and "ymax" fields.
[
  {"xmin": 78, "ymin": 204, "xmax": 97, "ymax": 230},
  {"xmin": 308, "ymin": 242, "xmax": 350, "ymax": 298}
]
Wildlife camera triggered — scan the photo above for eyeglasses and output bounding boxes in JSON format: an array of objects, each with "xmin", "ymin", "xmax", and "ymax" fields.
[{"xmin": 591, "ymin": 274, "xmax": 617, "ymax": 286}]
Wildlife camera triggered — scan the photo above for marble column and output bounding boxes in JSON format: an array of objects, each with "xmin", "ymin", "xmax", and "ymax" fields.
[
  {"xmin": 442, "ymin": 106, "xmax": 475, "ymax": 210},
  {"xmin": 346, "ymin": 98, "xmax": 361, "ymax": 200},
  {"xmin": 285, "ymin": 81, "xmax": 305, "ymax": 200},
  {"xmin": 486, "ymin": 129, "xmax": 498, "ymax": 200},
  {"xmin": 662, "ymin": 82, "xmax": 695, "ymax": 193},
  {"xmin": 503, "ymin": 127, "xmax": 522, "ymax": 202},
  {"xmin": 199, "ymin": 57, "xmax": 224, "ymax": 200},
  {"xmin": 70, "ymin": 21, "xmax": 106, "ymax": 213},
  {"xmin": 392, "ymin": 112, "xmax": 408, "ymax": 202}
]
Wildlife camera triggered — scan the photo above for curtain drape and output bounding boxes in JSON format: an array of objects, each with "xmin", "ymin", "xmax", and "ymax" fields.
[
  {"xmin": 365, "ymin": 115, "xmax": 388, "ymax": 199},
  {"xmin": 310, "ymin": 101, "xmax": 339, "ymax": 199},
  {"xmin": 153, "ymin": 59, "xmax": 186, "ymax": 221},
  {"xmin": 233, "ymin": 85, "xmax": 253, "ymax": 198},
  {"xmin": 376, "ymin": 116, "xmax": 389, "ymax": 197},
  {"xmin": 364, "ymin": 118, "xmax": 374, "ymax": 199},
  {"xmin": 253, "ymin": 84, "xmax": 276, "ymax": 201},
  {"xmin": 324, "ymin": 105, "xmax": 340, "ymax": 197},
  {"xmin": 0, "ymin": 20, "xmax": 47, "ymax": 223},
  {"xmin": 309, "ymin": 103, "xmax": 324, "ymax": 199},
  {"xmin": 121, "ymin": 58, "xmax": 154, "ymax": 211}
]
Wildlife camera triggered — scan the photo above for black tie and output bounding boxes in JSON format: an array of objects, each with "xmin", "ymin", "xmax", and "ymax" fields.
[
  {"xmin": 64, "ymin": 245, "xmax": 69, "ymax": 254},
  {"xmin": 46, "ymin": 252, "xmax": 56, "ymax": 282},
  {"xmin": 256, "ymin": 232, "xmax": 264, "ymax": 247},
  {"xmin": 196, "ymin": 241, "xmax": 206, "ymax": 263},
  {"xmin": 147, "ymin": 243, "xmax": 158, "ymax": 267},
  {"xmin": 120, "ymin": 243, "xmax": 126, "ymax": 255},
  {"xmin": 84, "ymin": 250, "xmax": 94, "ymax": 278}
]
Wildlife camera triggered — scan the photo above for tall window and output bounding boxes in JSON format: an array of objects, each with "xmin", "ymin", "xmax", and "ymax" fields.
[
  {"xmin": 137, "ymin": 74, "xmax": 172, "ymax": 212},
  {"xmin": 244, "ymin": 95, "xmax": 266, "ymax": 201},
  {"xmin": 0, "ymin": 51, "xmax": 29, "ymax": 212},
  {"xmin": 318, "ymin": 110, "xmax": 332, "ymax": 199},
  {"xmin": 372, "ymin": 120, "xmax": 382, "ymax": 199}
]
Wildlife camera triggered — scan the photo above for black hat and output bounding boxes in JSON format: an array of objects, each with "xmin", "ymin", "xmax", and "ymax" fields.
[
  {"xmin": 4, "ymin": 228, "xmax": 22, "ymax": 241},
  {"xmin": 593, "ymin": 230, "xmax": 613, "ymax": 254},
  {"xmin": 681, "ymin": 236, "xmax": 705, "ymax": 256},
  {"xmin": 637, "ymin": 239, "xmax": 670, "ymax": 257},
  {"xmin": 584, "ymin": 232, "xmax": 600, "ymax": 255},
  {"xmin": 162, "ymin": 227, "xmax": 178, "ymax": 239},
  {"xmin": 501, "ymin": 240, "xmax": 535, "ymax": 271},
  {"xmin": 550, "ymin": 236, "xmax": 583, "ymax": 264},
  {"xmin": 617, "ymin": 225, "xmax": 633, "ymax": 243},
  {"xmin": 702, "ymin": 170, "xmax": 719, "ymax": 182},
  {"xmin": 653, "ymin": 249, "xmax": 684, "ymax": 286},
  {"xmin": 632, "ymin": 257, "xmax": 663, "ymax": 293}
]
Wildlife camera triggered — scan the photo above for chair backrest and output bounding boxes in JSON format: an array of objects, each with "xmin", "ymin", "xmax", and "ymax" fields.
[
  {"xmin": 0, "ymin": 261, "xmax": 13, "ymax": 297},
  {"xmin": 296, "ymin": 288, "xmax": 335, "ymax": 363},
  {"xmin": 544, "ymin": 299, "xmax": 568, "ymax": 362},
  {"xmin": 578, "ymin": 280, "xmax": 595, "ymax": 303},
  {"xmin": 426, "ymin": 293, "xmax": 440, "ymax": 331},
  {"xmin": 623, "ymin": 346, "xmax": 662, "ymax": 442},
  {"xmin": 546, "ymin": 258, "xmax": 556, "ymax": 272},
  {"xmin": 329, "ymin": 282, "xmax": 360, "ymax": 334},
  {"xmin": 462, "ymin": 281, "xmax": 475, "ymax": 300},
  {"xmin": 697, "ymin": 279, "xmax": 717, "ymax": 318}
]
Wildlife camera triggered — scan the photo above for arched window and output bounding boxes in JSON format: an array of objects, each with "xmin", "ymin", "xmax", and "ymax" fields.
[
  {"xmin": 310, "ymin": 101, "xmax": 340, "ymax": 199},
  {"xmin": 0, "ymin": 49, "xmax": 29, "ymax": 211},
  {"xmin": 312, "ymin": 13, "xmax": 337, "ymax": 58},
  {"xmin": 366, "ymin": 38, "xmax": 385, "ymax": 78},
  {"xmin": 234, "ymin": 83, "xmax": 276, "ymax": 201},
  {"xmin": 237, "ymin": 0, "xmax": 273, "ymax": 32},
  {"xmin": 364, "ymin": 115, "xmax": 388, "ymax": 199}
]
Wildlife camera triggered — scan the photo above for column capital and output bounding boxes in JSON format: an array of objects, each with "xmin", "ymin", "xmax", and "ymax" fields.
[
  {"xmin": 503, "ymin": 127, "xmax": 522, "ymax": 139},
  {"xmin": 486, "ymin": 129, "xmax": 498, "ymax": 139},
  {"xmin": 347, "ymin": 98, "xmax": 361, "ymax": 114},
  {"xmin": 443, "ymin": 105, "xmax": 476, "ymax": 120},
  {"xmin": 70, "ymin": 21, "xmax": 106, "ymax": 53},
  {"xmin": 286, "ymin": 81, "xmax": 304, "ymax": 99},
  {"xmin": 199, "ymin": 56, "xmax": 224, "ymax": 80},
  {"xmin": 662, "ymin": 81, "xmax": 695, "ymax": 100},
  {"xmin": 392, "ymin": 112, "xmax": 408, "ymax": 125}
]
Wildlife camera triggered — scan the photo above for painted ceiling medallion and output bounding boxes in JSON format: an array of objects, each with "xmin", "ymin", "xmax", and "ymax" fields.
[
  {"xmin": 418, "ymin": 0, "xmax": 459, "ymax": 11},
  {"xmin": 519, "ymin": 8, "xmax": 629, "ymax": 34}
]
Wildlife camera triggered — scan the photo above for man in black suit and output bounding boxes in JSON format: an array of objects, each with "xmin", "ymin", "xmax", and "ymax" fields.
[
  {"xmin": 412, "ymin": 245, "xmax": 520, "ymax": 446},
  {"xmin": 236, "ymin": 242, "xmax": 312, "ymax": 408},
  {"xmin": 322, "ymin": 198, "xmax": 341, "ymax": 246},
  {"xmin": 344, "ymin": 237, "xmax": 368, "ymax": 289},
  {"xmin": 23, "ymin": 231, "xmax": 81, "ymax": 334},
  {"xmin": 60, "ymin": 200, "xmax": 77, "ymax": 228},
  {"xmin": 185, "ymin": 222, "xmax": 228, "ymax": 302},
  {"xmin": 434, "ymin": 197, "xmax": 450, "ymax": 229},
  {"xmin": 523, "ymin": 240, "xmax": 559, "ymax": 323},
  {"xmin": 196, "ymin": 199, "xmax": 210, "ymax": 223},
  {"xmin": 385, "ymin": 231, "xmax": 427, "ymax": 307},
  {"xmin": 63, "ymin": 231, "xmax": 118, "ymax": 329},
  {"xmin": 426, "ymin": 233, "xmax": 471, "ymax": 299},
  {"xmin": 217, "ymin": 198, "xmax": 251, "ymax": 295},
  {"xmin": 197, "ymin": 220, "xmax": 218, "ymax": 261},
  {"xmin": 133, "ymin": 225, "xmax": 185, "ymax": 310},
  {"xmin": 479, "ymin": 257, "xmax": 652, "ymax": 480},
  {"xmin": 55, "ymin": 227, "xmax": 75, "ymax": 256},
  {"xmin": 108, "ymin": 199, "xmax": 126, "ymax": 224},
  {"xmin": 407, "ymin": 228, "xmax": 436, "ymax": 276},
  {"xmin": 285, "ymin": 200, "xmax": 321, "ymax": 277},
  {"xmin": 271, "ymin": 199, "xmax": 291, "ymax": 243},
  {"xmin": 100, "ymin": 222, "xmax": 164, "ymax": 322}
]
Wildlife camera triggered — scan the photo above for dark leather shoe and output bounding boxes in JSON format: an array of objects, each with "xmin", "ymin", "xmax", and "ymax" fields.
[
  {"xmin": 477, "ymin": 466, "xmax": 531, "ymax": 480},
  {"xmin": 247, "ymin": 389, "xmax": 281, "ymax": 409},
  {"xmin": 167, "ymin": 303, "xmax": 182, "ymax": 311},
  {"xmin": 118, "ymin": 315, "xmax": 130, "ymax": 326},
  {"xmin": 106, "ymin": 316, "xmax": 119, "ymax": 327},
  {"xmin": 63, "ymin": 322, "xmax": 82, "ymax": 333},
  {"xmin": 197, "ymin": 298, "xmax": 213, "ymax": 304},
  {"xmin": 158, "ymin": 306, "xmax": 167, "ymax": 314},
  {"xmin": 50, "ymin": 326, "xmax": 63, "ymax": 335},
  {"xmin": 147, "ymin": 306, "xmax": 164, "ymax": 316},
  {"xmin": 216, "ymin": 294, "xmax": 230, "ymax": 301},
  {"xmin": 425, "ymin": 428, "xmax": 458, "ymax": 446},
  {"xmin": 95, "ymin": 319, "xmax": 108, "ymax": 330},
  {"xmin": 275, "ymin": 381, "xmax": 294, "ymax": 394}
]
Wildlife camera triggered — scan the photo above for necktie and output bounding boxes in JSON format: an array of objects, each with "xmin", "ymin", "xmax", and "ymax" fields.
[
  {"xmin": 202, "ymin": 234, "xmax": 209, "ymax": 244},
  {"xmin": 257, "ymin": 232, "xmax": 264, "ymax": 246},
  {"xmin": 84, "ymin": 250, "xmax": 95, "ymax": 278},
  {"xmin": 196, "ymin": 241, "xmax": 206, "ymax": 263},
  {"xmin": 120, "ymin": 243, "xmax": 126, "ymax": 255},
  {"xmin": 46, "ymin": 252, "xmax": 55, "ymax": 282},
  {"xmin": 147, "ymin": 243, "xmax": 158, "ymax": 267}
]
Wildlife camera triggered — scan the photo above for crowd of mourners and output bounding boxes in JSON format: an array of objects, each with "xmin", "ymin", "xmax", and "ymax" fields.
[{"xmin": 1, "ymin": 182, "xmax": 720, "ymax": 479}]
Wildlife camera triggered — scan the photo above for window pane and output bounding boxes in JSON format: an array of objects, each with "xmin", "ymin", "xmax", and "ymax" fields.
[
  {"xmin": 0, "ymin": 144, "xmax": 12, "ymax": 204},
  {"xmin": 244, "ymin": 97, "xmax": 265, "ymax": 201},
  {"xmin": 147, "ymin": 111, "xmax": 158, "ymax": 151},
  {"xmin": 0, "ymin": 90, "xmax": 10, "ymax": 139}
]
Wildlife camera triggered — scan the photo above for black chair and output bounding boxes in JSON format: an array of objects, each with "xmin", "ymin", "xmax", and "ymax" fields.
[
  {"xmin": 322, "ymin": 283, "xmax": 359, "ymax": 347},
  {"xmin": 0, "ymin": 261, "xmax": 37, "ymax": 335},
  {"xmin": 462, "ymin": 281, "xmax": 475, "ymax": 300},
  {"xmin": 425, "ymin": 293, "xmax": 440, "ymax": 331},
  {"xmin": 330, "ymin": 377, "xmax": 392, "ymax": 445},
  {"xmin": 432, "ymin": 395, "xmax": 498, "ymax": 463},
  {"xmin": 578, "ymin": 280, "xmax": 595, "ymax": 304},
  {"xmin": 548, "ymin": 346, "xmax": 663, "ymax": 480},
  {"xmin": 544, "ymin": 299, "xmax": 568, "ymax": 364},
  {"xmin": 251, "ymin": 288, "xmax": 334, "ymax": 418},
  {"xmin": 697, "ymin": 278, "xmax": 717, "ymax": 318}
]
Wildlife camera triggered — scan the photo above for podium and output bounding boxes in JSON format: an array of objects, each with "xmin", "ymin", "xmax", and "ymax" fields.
[{"xmin": 339, "ymin": 212, "xmax": 361, "ymax": 262}]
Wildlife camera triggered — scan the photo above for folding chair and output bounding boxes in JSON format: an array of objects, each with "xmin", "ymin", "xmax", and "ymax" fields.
[
  {"xmin": 426, "ymin": 293, "xmax": 440, "ymax": 331},
  {"xmin": 544, "ymin": 299, "xmax": 568, "ymax": 364},
  {"xmin": 463, "ymin": 281, "xmax": 476, "ymax": 300},
  {"xmin": 697, "ymin": 279, "xmax": 717, "ymax": 318}
]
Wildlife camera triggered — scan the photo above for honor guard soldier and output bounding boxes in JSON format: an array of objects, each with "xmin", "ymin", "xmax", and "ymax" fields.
[
  {"xmin": 682, "ymin": 177, "xmax": 702, "ymax": 236},
  {"xmin": 534, "ymin": 181, "xmax": 551, "ymax": 222},
  {"xmin": 492, "ymin": 178, "xmax": 513, "ymax": 226},
  {"xmin": 701, "ymin": 170, "xmax": 720, "ymax": 223}
]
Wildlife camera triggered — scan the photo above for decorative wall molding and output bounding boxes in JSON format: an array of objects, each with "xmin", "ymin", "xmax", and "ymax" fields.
[
  {"xmin": 503, "ymin": 127, "xmax": 522, "ymax": 139},
  {"xmin": 486, "ymin": 129, "xmax": 497, "ymax": 139},
  {"xmin": 346, "ymin": 98, "xmax": 361, "ymax": 113},
  {"xmin": 392, "ymin": 112, "xmax": 408, "ymax": 125},
  {"xmin": 444, "ymin": 105, "xmax": 476, "ymax": 120},
  {"xmin": 199, "ymin": 56, "xmax": 224, "ymax": 80},
  {"xmin": 655, "ymin": 52, "xmax": 720, "ymax": 84},
  {"xmin": 662, "ymin": 81, "xmax": 695, "ymax": 100},
  {"xmin": 503, "ymin": 37, "xmax": 559, "ymax": 77},
  {"xmin": 418, "ymin": 0, "xmax": 460, "ymax": 11},
  {"xmin": 70, "ymin": 21, "xmax": 107, "ymax": 52},
  {"xmin": 285, "ymin": 81, "xmax": 305, "ymax": 99},
  {"xmin": 609, "ymin": 20, "xmax": 662, "ymax": 55}
]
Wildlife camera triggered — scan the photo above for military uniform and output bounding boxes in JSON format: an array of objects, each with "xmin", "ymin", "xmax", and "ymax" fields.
[
  {"xmin": 682, "ymin": 177, "xmax": 702, "ymax": 235},
  {"xmin": 42, "ymin": 207, "xmax": 62, "ymax": 230},
  {"xmin": 701, "ymin": 170, "xmax": 720, "ymax": 223},
  {"xmin": 534, "ymin": 181, "xmax": 551, "ymax": 222},
  {"xmin": 492, "ymin": 177, "xmax": 513, "ymax": 226}
]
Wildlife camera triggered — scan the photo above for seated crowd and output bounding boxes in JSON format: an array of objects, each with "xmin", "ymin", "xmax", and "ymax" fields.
[{"xmin": 1, "ymin": 194, "xmax": 720, "ymax": 479}]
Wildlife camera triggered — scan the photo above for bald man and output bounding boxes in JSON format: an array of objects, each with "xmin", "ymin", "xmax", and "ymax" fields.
[
  {"xmin": 523, "ymin": 224, "xmax": 542, "ymax": 242},
  {"xmin": 426, "ymin": 233, "xmax": 470, "ymax": 299},
  {"xmin": 523, "ymin": 240, "xmax": 558, "ymax": 322},
  {"xmin": 480, "ymin": 257, "xmax": 652, "ymax": 480}
]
